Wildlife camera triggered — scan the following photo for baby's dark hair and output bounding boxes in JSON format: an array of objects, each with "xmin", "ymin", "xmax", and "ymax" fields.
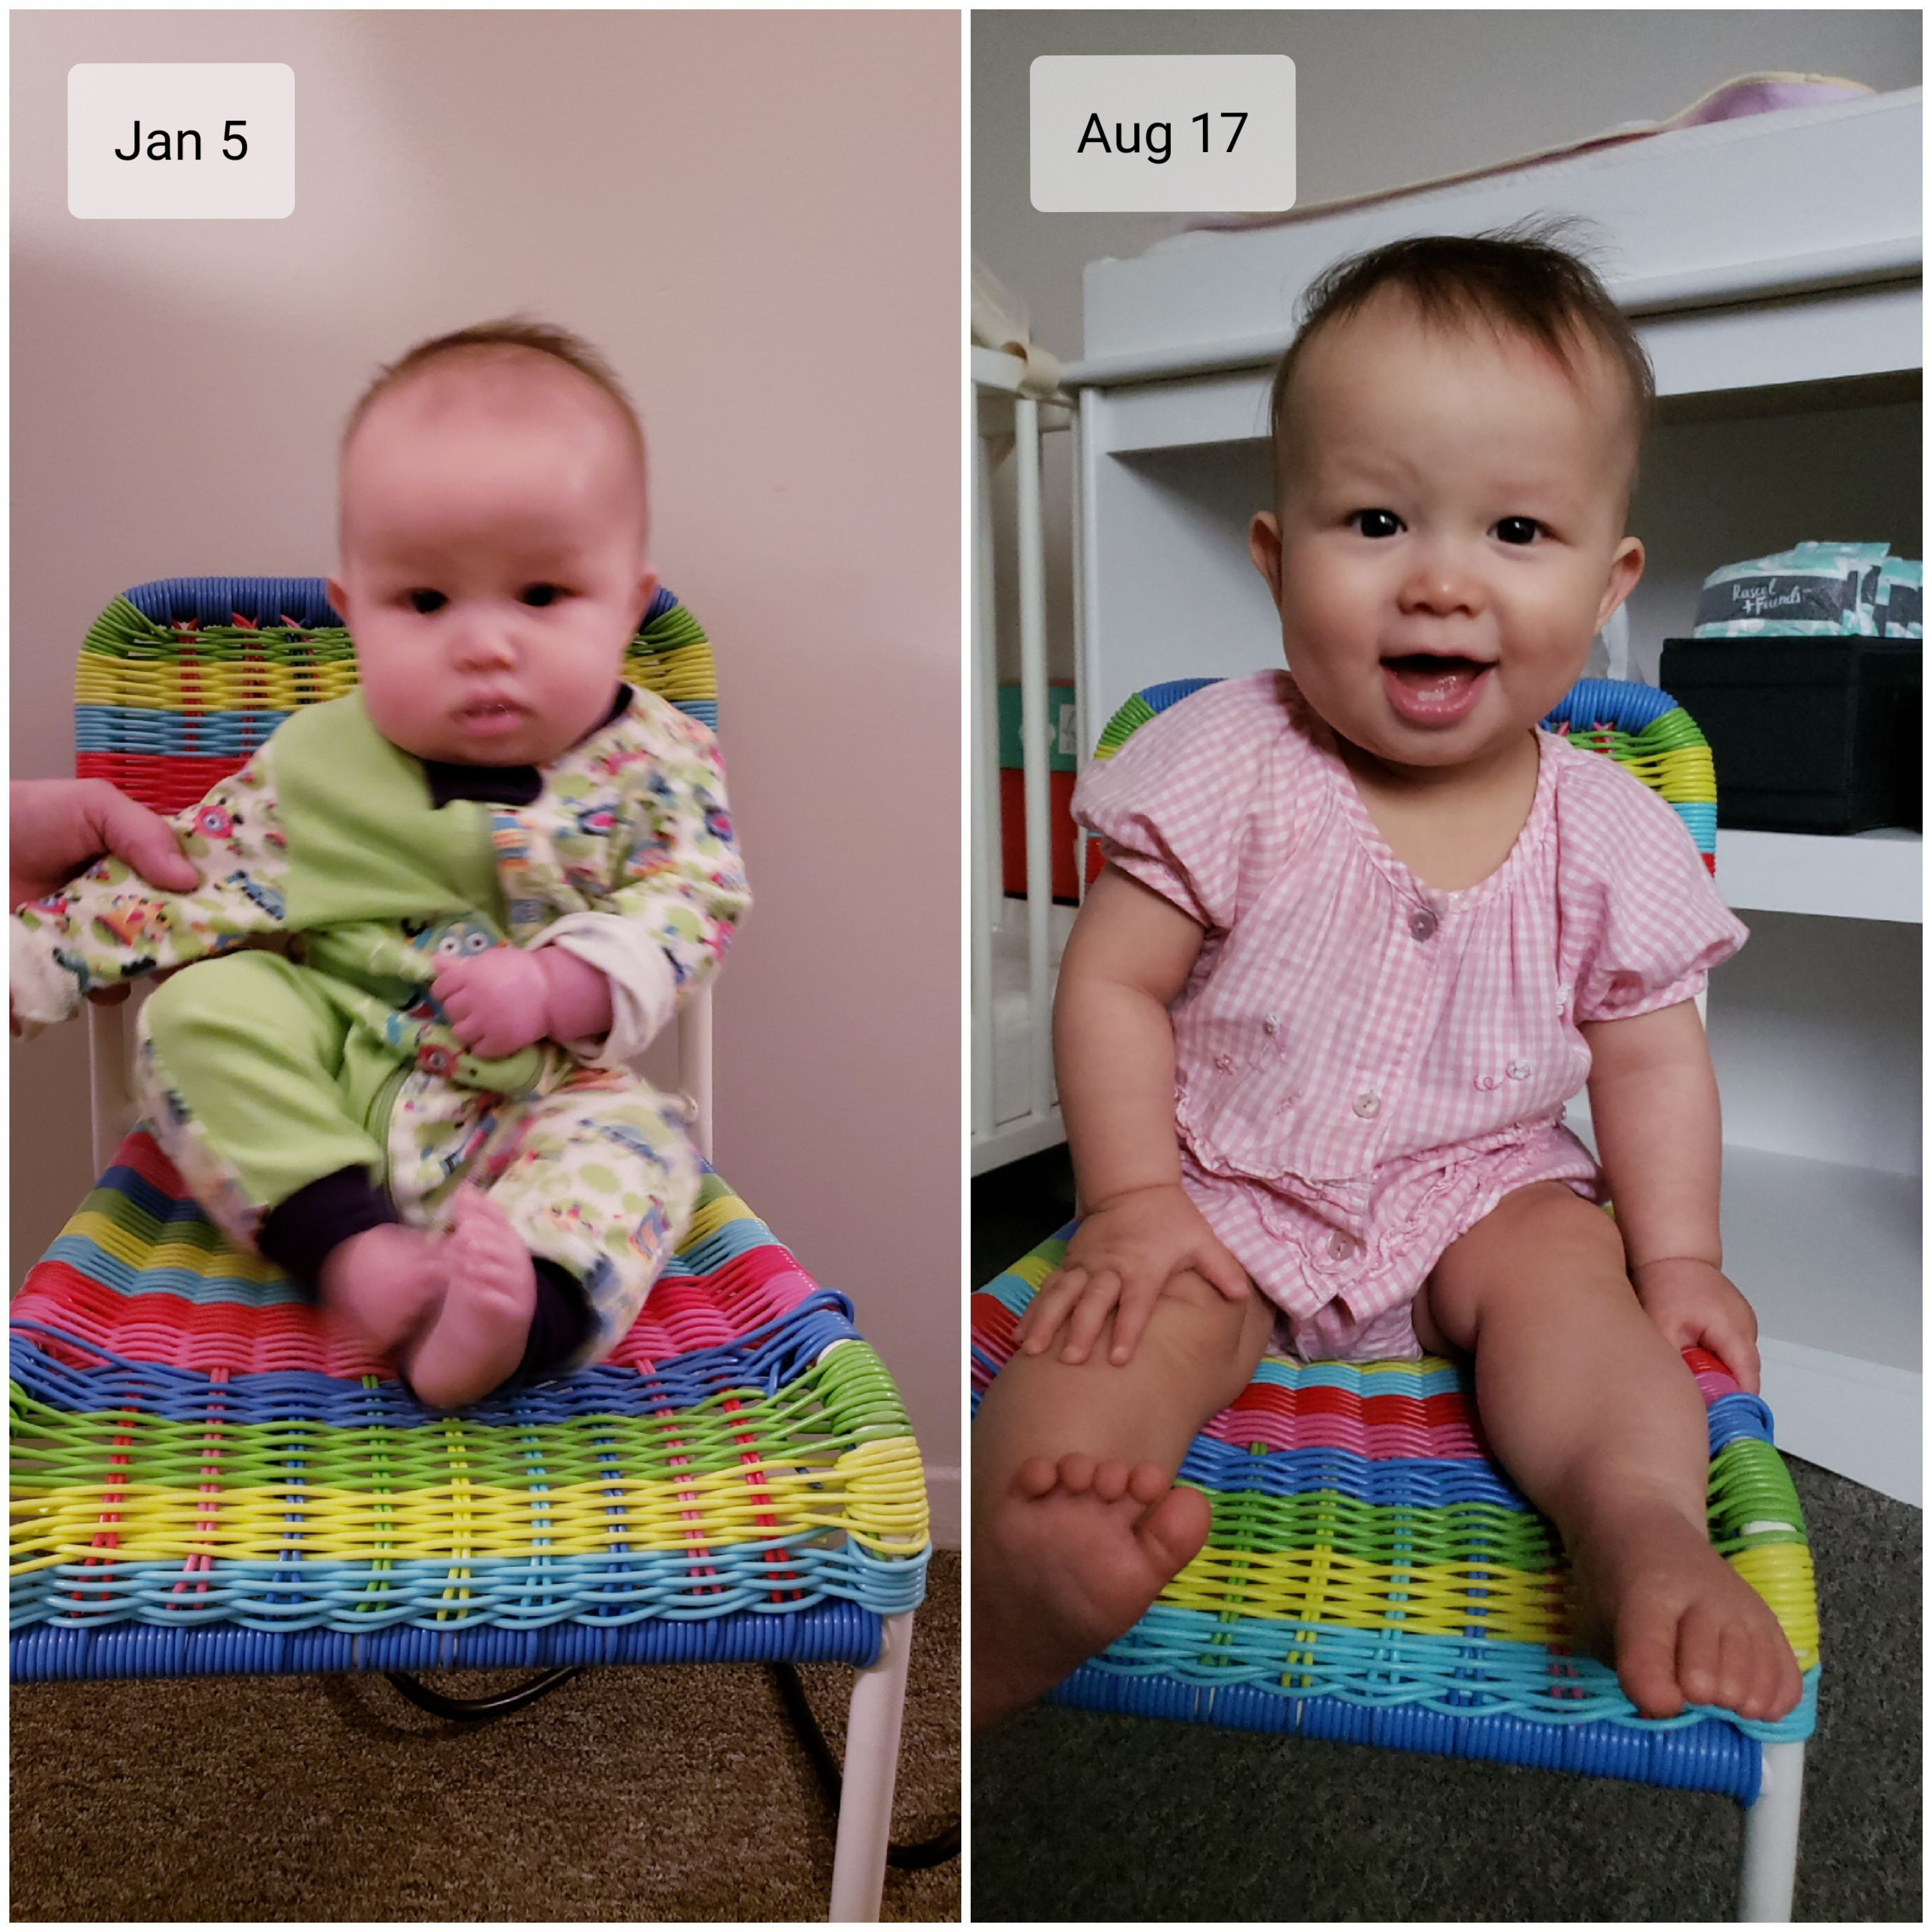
[
  {"xmin": 1268, "ymin": 219, "xmax": 1654, "ymax": 512},
  {"xmin": 343, "ymin": 318, "xmax": 646, "ymax": 476}
]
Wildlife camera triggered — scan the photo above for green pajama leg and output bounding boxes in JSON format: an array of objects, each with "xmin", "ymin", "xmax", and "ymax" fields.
[{"xmin": 137, "ymin": 950, "xmax": 398, "ymax": 1253}]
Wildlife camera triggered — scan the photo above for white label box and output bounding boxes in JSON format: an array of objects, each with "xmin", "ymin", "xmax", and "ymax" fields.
[
  {"xmin": 1031, "ymin": 55, "xmax": 1295, "ymax": 213},
  {"xmin": 69, "ymin": 64, "xmax": 295, "ymax": 219}
]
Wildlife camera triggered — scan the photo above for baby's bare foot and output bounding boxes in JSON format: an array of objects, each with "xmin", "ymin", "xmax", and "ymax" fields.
[
  {"xmin": 1566, "ymin": 1486, "xmax": 1803, "ymax": 1723},
  {"xmin": 317, "ymin": 1224, "xmax": 448, "ymax": 1360},
  {"xmin": 973, "ymin": 1455, "xmax": 1210, "ymax": 1730},
  {"xmin": 400, "ymin": 1183, "xmax": 538, "ymax": 1410}
]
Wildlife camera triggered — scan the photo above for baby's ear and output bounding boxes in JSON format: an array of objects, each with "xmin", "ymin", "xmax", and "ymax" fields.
[
  {"xmin": 1248, "ymin": 514, "xmax": 1284, "ymax": 606},
  {"xmin": 325, "ymin": 576, "xmax": 352, "ymax": 628},
  {"xmin": 634, "ymin": 566, "xmax": 659, "ymax": 627}
]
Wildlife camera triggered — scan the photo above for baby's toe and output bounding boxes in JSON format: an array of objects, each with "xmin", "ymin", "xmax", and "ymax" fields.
[
  {"xmin": 1747, "ymin": 1616, "xmax": 1803, "ymax": 1722},
  {"xmin": 1125, "ymin": 1462, "xmax": 1170, "ymax": 1507},
  {"xmin": 1617, "ymin": 1599, "xmax": 1687, "ymax": 1719},
  {"xmin": 1672, "ymin": 1598, "xmax": 1725, "ymax": 1709},
  {"xmin": 1090, "ymin": 1460, "xmax": 1129, "ymax": 1504},
  {"xmin": 1055, "ymin": 1453, "xmax": 1097, "ymax": 1496},
  {"xmin": 1014, "ymin": 1456, "xmax": 1060, "ymax": 1500}
]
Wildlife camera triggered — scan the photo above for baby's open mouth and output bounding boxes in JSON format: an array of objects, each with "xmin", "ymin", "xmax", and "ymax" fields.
[{"xmin": 1380, "ymin": 654, "xmax": 1493, "ymax": 723}]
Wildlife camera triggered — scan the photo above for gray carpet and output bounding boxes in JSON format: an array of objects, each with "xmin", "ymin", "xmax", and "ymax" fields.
[
  {"xmin": 971, "ymin": 1152, "xmax": 1921, "ymax": 1923},
  {"xmin": 10, "ymin": 1552, "xmax": 959, "ymax": 1922}
]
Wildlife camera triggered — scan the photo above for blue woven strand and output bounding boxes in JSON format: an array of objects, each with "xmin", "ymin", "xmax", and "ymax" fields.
[
  {"xmin": 123, "ymin": 577, "xmax": 344, "ymax": 630},
  {"xmin": 11, "ymin": 1534, "xmax": 927, "ymax": 1634},
  {"xmin": 1542, "ymin": 678, "xmax": 1681, "ymax": 733},
  {"xmin": 1051, "ymin": 1668, "xmax": 1763, "ymax": 1803},
  {"xmin": 12, "ymin": 1600, "xmax": 881, "ymax": 1681}
]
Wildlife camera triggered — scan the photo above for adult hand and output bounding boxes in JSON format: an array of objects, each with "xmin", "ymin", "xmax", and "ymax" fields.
[{"xmin": 10, "ymin": 778, "xmax": 199, "ymax": 911}]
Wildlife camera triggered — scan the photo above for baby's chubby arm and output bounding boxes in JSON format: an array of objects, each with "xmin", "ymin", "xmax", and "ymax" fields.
[
  {"xmin": 1014, "ymin": 864, "xmax": 1251, "ymax": 1368},
  {"xmin": 430, "ymin": 945, "xmax": 613, "ymax": 1061},
  {"xmin": 1582, "ymin": 999, "xmax": 1761, "ymax": 1391}
]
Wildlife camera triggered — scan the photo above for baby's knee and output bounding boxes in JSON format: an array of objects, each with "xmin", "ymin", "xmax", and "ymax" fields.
[{"xmin": 142, "ymin": 951, "xmax": 286, "ymax": 1051}]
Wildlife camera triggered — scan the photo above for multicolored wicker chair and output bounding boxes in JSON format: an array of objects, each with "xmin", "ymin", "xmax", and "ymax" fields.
[
  {"xmin": 973, "ymin": 674, "xmax": 1819, "ymax": 1923},
  {"xmin": 11, "ymin": 578, "xmax": 939, "ymax": 1921}
]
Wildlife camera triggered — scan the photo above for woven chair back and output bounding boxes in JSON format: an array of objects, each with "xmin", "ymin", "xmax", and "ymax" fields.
[{"xmin": 74, "ymin": 576, "xmax": 716, "ymax": 813}]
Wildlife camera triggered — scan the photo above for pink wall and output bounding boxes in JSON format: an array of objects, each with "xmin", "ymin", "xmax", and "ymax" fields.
[{"xmin": 11, "ymin": 11, "xmax": 962, "ymax": 1518}]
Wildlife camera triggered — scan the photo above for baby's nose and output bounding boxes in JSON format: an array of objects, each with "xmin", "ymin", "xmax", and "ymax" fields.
[
  {"xmin": 1398, "ymin": 553, "xmax": 1484, "ymax": 618},
  {"xmin": 450, "ymin": 620, "xmax": 517, "ymax": 667}
]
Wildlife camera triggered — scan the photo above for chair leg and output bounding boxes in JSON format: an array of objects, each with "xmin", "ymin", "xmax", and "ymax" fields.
[
  {"xmin": 1738, "ymin": 1740, "xmax": 1805, "ymax": 1921},
  {"xmin": 827, "ymin": 1610, "xmax": 915, "ymax": 1923}
]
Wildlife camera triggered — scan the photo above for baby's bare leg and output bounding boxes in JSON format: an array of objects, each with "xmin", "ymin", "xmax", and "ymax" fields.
[
  {"xmin": 1416, "ymin": 1182, "xmax": 1801, "ymax": 1722},
  {"xmin": 973, "ymin": 1268, "xmax": 1274, "ymax": 1729}
]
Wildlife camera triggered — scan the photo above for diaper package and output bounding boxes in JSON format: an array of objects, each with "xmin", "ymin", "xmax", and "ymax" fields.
[{"xmin": 1693, "ymin": 542, "xmax": 1923, "ymax": 639}]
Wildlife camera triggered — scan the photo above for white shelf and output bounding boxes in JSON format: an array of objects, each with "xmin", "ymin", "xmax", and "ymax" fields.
[
  {"xmin": 1717, "ymin": 827, "xmax": 1923, "ymax": 924},
  {"xmin": 1560, "ymin": 1122, "xmax": 1920, "ymax": 1502},
  {"xmin": 1719, "ymin": 1144, "xmax": 1919, "ymax": 1377}
]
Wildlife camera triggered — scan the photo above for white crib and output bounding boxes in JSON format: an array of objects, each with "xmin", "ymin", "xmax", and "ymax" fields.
[{"xmin": 969, "ymin": 346, "xmax": 1077, "ymax": 1174}]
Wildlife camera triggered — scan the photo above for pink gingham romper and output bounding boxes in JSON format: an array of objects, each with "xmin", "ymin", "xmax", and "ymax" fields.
[{"xmin": 1072, "ymin": 671, "xmax": 1748, "ymax": 1362}]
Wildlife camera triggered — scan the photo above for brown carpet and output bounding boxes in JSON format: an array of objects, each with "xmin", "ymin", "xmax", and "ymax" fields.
[{"xmin": 9, "ymin": 1550, "xmax": 959, "ymax": 1921}]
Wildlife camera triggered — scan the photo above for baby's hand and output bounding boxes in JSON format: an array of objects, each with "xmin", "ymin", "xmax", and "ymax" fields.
[
  {"xmin": 1014, "ymin": 1181, "xmax": 1251, "ymax": 1369},
  {"xmin": 1633, "ymin": 1257, "xmax": 1761, "ymax": 1394},
  {"xmin": 431, "ymin": 946, "xmax": 550, "ymax": 1059}
]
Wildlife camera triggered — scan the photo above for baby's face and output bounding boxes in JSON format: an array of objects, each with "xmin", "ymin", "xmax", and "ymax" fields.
[
  {"xmin": 329, "ymin": 360, "xmax": 652, "ymax": 767},
  {"xmin": 1252, "ymin": 294, "xmax": 1643, "ymax": 779}
]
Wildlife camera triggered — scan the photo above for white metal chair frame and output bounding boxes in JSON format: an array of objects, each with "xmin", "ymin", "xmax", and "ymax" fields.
[{"xmin": 85, "ymin": 977, "xmax": 917, "ymax": 1921}]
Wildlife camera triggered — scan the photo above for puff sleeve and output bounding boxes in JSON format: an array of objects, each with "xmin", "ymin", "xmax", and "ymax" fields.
[
  {"xmin": 1560, "ymin": 751, "xmax": 1748, "ymax": 1025},
  {"xmin": 1070, "ymin": 674, "xmax": 1293, "ymax": 933}
]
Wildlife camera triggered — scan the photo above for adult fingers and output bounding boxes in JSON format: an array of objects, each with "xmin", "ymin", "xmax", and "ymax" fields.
[{"xmin": 92, "ymin": 785, "xmax": 199, "ymax": 893}]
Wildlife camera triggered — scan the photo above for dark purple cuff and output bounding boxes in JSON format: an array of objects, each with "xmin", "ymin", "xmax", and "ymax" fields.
[
  {"xmin": 518, "ymin": 1260, "xmax": 597, "ymax": 1383},
  {"xmin": 259, "ymin": 1167, "xmax": 399, "ymax": 1290}
]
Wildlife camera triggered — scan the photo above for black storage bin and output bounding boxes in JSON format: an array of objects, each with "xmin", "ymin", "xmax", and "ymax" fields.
[{"xmin": 1658, "ymin": 635, "xmax": 1922, "ymax": 835}]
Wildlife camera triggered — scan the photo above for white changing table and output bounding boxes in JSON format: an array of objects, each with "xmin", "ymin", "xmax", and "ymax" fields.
[{"xmin": 1066, "ymin": 87, "xmax": 1923, "ymax": 1504}]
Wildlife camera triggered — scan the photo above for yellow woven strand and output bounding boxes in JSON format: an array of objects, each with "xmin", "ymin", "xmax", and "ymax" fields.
[
  {"xmin": 11, "ymin": 1434, "xmax": 927, "ymax": 1568},
  {"xmin": 1163, "ymin": 1543, "xmax": 1571, "ymax": 1644}
]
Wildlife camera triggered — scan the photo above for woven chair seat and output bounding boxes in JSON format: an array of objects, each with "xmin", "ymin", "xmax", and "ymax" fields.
[
  {"xmin": 13, "ymin": 1131, "xmax": 930, "ymax": 1680},
  {"xmin": 972, "ymin": 1228, "xmax": 1817, "ymax": 1802}
]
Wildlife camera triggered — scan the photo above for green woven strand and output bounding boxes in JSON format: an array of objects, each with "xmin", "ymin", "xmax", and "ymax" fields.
[
  {"xmin": 1706, "ymin": 1435, "xmax": 1809, "ymax": 1552},
  {"xmin": 1203, "ymin": 1486, "xmax": 1561, "ymax": 1570},
  {"xmin": 1094, "ymin": 694, "xmax": 1156, "ymax": 761}
]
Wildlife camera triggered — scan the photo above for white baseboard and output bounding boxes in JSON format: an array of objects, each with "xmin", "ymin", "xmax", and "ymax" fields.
[
  {"xmin": 924, "ymin": 1462, "xmax": 961, "ymax": 1549},
  {"xmin": 1759, "ymin": 1339, "xmax": 1921, "ymax": 1508}
]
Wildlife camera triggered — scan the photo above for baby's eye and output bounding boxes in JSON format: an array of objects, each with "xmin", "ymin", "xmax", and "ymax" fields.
[
  {"xmin": 519, "ymin": 582, "xmax": 564, "ymax": 607},
  {"xmin": 1493, "ymin": 517, "xmax": 1543, "ymax": 546},
  {"xmin": 407, "ymin": 588, "xmax": 448, "ymax": 614},
  {"xmin": 1348, "ymin": 509, "xmax": 1402, "ymax": 539}
]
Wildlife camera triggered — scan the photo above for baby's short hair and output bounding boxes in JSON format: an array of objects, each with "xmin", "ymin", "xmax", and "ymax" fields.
[
  {"xmin": 1268, "ymin": 220, "xmax": 1654, "ymax": 510},
  {"xmin": 344, "ymin": 318, "xmax": 646, "ymax": 476}
]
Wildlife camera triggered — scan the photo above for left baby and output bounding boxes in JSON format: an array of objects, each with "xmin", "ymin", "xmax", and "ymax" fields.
[{"xmin": 12, "ymin": 320, "xmax": 749, "ymax": 1410}]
